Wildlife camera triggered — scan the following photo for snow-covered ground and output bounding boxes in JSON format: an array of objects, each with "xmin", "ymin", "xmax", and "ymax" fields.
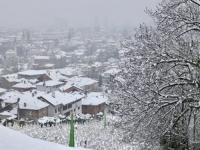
[
  {"xmin": 7, "ymin": 117, "xmax": 140, "ymax": 150},
  {"xmin": 0, "ymin": 125, "xmax": 90, "ymax": 150}
]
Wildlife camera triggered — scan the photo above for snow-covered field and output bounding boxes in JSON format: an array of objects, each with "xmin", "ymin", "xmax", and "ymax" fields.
[{"xmin": 7, "ymin": 117, "xmax": 139, "ymax": 150}]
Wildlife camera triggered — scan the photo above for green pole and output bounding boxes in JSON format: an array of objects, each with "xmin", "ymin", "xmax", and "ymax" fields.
[
  {"xmin": 69, "ymin": 113, "xmax": 74, "ymax": 147},
  {"xmin": 104, "ymin": 115, "xmax": 107, "ymax": 128}
]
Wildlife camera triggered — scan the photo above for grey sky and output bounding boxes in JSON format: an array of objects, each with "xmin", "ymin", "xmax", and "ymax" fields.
[{"xmin": 0, "ymin": 0, "xmax": 161, "ymax": 28}]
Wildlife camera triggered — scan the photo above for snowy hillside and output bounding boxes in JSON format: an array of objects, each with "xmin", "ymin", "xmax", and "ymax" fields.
[{"xmin": 0, "ymin": 125, "xmax": 91, "ymax": 150}]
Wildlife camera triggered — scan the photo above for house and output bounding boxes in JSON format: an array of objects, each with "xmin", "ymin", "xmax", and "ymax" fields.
[
  {"xmin": 12, "ymin": 80, "xmax": 36, "ymax": 92},
  {"xmin": 59, "ymin": 84, "xmax": 83, "ymax": 93},
  {"xmin": 38, "ymin": 91, "xmax": 84, "ymax": 117},
  {"xmin": 90, "ymin": 62, "xmax": 105, "ymax": 78},
  {"xmin": 18, "ymin": 96, "xmax": 49, "ymax": 122},
  {"xmin": 0, "ymin": 111, "xmax": 17, "ymax": 119},
  {"xmin": 102, "ymin": 68, "xmax": 121, "ymax": 82},
  {"xmin": 36, "ymin": 80, "xmax": 65, "ymax": 92},
  {"xmin": 33, "ymin": 55, "xmax": 66, "ymax": 70},
  {"xmin": 0, "ymin": 90, "xmax": 22, "ymax": 108},
  {"xmin": 18, "ymin": 70, "xmax": 46, "ymax": 80},
  {"xmin": 58, "ymin": 67, "xmax": 84, "ymax": 78},
  {"xmin": 65, "ymin": 76, "xmax": 98, "ymax": 92},
  {"xmin": 0, "ymin": 74, "xmax": 20, "ymax": 89},
  {"xmin": 82, "ymin": 92, "xmax": 108, "ymax": 116},
  {"xmin": 0, "ymin": 90, "xmax": 48, "ymax": 122},
  {"xmin": 39, "ymin": 70, "xmax": 69, "ymax": 82}
]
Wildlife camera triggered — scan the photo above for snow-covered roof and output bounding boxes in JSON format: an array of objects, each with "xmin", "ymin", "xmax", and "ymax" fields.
[
  {"xmin": 91, "ymin": 62, "xmax": 102, "ymax": 67},
  {"xmin": 12, "ymin": 81, "xmax": 36, "ymax": 89},
  {"xmin": 2, "ymin": 90, "xmax": 49, "ymax": 110},
  {"xmin": 45, "ymin": 64, "xmax": 55, "ymax": 67},
  {"xmin": 0, "ymin": 88, "xmax": 6, "ymax": 93},
  {"xmin": 19, "ymin": 96, "xmax": 49, "ymax": 110},
  {"xmin": 57, "ymin": 67, "xmax": 83, "ymax": 77},
  {"xmin": 0, "ymin": 125, "xmax": 91, "ymax": 150},
  {"xmin": 18, "ymin": 70, "xmax": 46, "ymax": 76},
  {"xmin": 45, "ymin": 71, "xmax": 69, "ymax": 81},
  {"xmin": 9, "ymin": 107, "xmax": 18, "ymax": 115},
  {"xmin": 103, "ymin": 68, "xmax": 121, "ymax": 75},
  {"xmin": 65, "ymin": 77, "xmax": 98, "ymax": 88},
  {"xmin": 6, "ymin": 49, "xmax": 15, "ymax": 53},
  {"xmin": 1, "ymin": 90, "xmax": 22, "ymax": 103},
  {"xmin": 1, "ymin": 90, "xmax": 45, "ymax": 105},
  {"xmin": 36, "ymin": 80, "xmax": 64, "ymax": 87},
  {"xmin": 0, "ymin": 111, "xmax": 14, "ymax": 116},
  {"xmin": 34, "ymin": 56, "xmax": 50, "ymax": 59},
  {"xmin": 29, "ymin": 79, "xmax": 39, "ymax": 84},
  {"xmin": 2, "ymin": 74, "xmax": 19, "ymax": 82},
  {"xmin": 59, "ymin": 84, "xmax": 83, "ymax": 91},
  {"xmin": 82, "ymin": 92, "xmax": 108, "ymax": 106},
  {"xmin": 41, "ymin": 91, "xmax": 84, "ymax": 106}
]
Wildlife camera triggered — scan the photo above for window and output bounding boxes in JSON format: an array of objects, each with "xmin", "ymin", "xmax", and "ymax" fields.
[
  {"xmin": 55, "ymin": 108, "xmax": 57, "ymax": 113},
  {"xmin": 38, "ymin": 110, "xmax": 40, "ymax": 115},
  {"xmin": 29, "ymin": 111, "xmax": 32, "ymax": 115},
  {"xmin": 58, "ymin": 107, "xmax": 61, "ymax": 112},
  {"xmin": 68, "ymin": 104, "xmax": 72, "ymax": 108},
  {"xmin": 44, "ymin": 108, "xmax": 46, "ymax": 113},
  {"xmin": 78, "ymin": 107, "xmax": 80, "ymax": 110},
  {"xmin": 65, "ymin": 112, "xmax": 70, "ymax": 116},
  {"xmin": 63, "ymin": 105, "xmax": 67, "ymax": 111},
  {"xmin": 74, "ymin": 109, "xmax": 75, "ymax": 112}
]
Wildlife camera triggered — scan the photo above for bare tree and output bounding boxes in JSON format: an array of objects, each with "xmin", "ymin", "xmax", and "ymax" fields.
[{"xmin": 148, "ymin": 0, "xmax": 200, "ymax": 38}]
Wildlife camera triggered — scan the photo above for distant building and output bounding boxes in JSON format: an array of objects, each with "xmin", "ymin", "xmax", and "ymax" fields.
[
  {"xmin": 32, "ymin": 55, "xmax": 66, "ymax": 70},
  {"xmin": 4, "ymin": 49, "xmax": 18, "ymax": 68}
]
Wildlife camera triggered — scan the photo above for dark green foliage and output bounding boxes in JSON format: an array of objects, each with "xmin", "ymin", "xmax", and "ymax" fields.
[{"xmin": 19, "ymin": 120, "xmax": 25, "ymax": 127}]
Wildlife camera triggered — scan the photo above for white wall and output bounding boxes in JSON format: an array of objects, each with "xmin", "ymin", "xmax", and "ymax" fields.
[
  {"xmin": 47, "ymin": 99, "xmax": 82, "ymax": 117},
  {"xmin": 36, "ymin": 85, "xmax": 60, "ymax": 92},
  {"xmin": 48, "ymin": 104, "xmax": 62, "ymax": 117}
]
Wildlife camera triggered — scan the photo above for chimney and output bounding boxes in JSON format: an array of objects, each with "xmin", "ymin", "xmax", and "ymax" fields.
[
  {"xmin": 24, "ymin": 103, "xmax": 26, "ymax": 107},
  {"xmin": 32, "ymin": 93, "xmax": 34, "ymax": 97},
  {"xmin": 52, "ymin": 92, "xmax": 55, "ymax": 98}
]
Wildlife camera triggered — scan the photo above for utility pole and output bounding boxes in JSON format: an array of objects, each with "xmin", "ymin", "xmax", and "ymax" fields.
[{"xmin": 17, "ymin": 98, "xmax": 20, "ymax": 121}]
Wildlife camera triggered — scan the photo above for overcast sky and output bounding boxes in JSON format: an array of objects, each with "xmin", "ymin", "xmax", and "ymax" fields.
[{"xmin": 0, "ymin": 0, "xmax": 162, "ymax": 29}]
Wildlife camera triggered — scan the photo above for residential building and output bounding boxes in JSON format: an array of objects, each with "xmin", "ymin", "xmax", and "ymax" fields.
[
  {"xmin": 0, "ymin": 74, "xmax": 20, "ymax": 89},
  {"xmin": 0, "ymin": 90, "xmax": 49, "ymax": 122},
  {"xmin": 62, "ymin": 76, "xmax": 98, "ymax": 92},
  {"xmin": 36, "ymin": 80, "xmax": 65, "ymax": 92},
  {"xmin": 82, "ymin": 92, "xmax": 108, "ymax": 116},
  {"xmin": 18, "ymin": 70, "xmax": 46, "ymax": 79},
  {"xmin": 38, "ymin": 91, "xmax": 84, "ymax": 117},
  {"xmin": 12, "ymin": 80, "xmax": 36, "ymax": 92}
]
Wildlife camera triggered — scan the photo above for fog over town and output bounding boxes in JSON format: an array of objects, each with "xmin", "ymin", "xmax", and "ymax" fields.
[
  {"xmin": 4, "ymin": 0, "xmax": 200, "ymax": 150},
  {"xmin": 0, "ymin": 0, "xmax": 160, "ymax": 28}
]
